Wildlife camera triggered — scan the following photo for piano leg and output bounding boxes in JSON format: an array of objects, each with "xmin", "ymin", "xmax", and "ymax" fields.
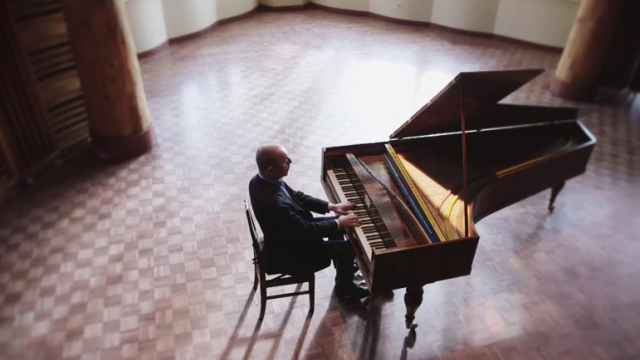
[
  {"xmin": 404, "ymin": 286, "xmax": 424, "ymax": 329},
  {"xmin": 548, "ymin": 182, "xmax": 565, "ymax": 213}
]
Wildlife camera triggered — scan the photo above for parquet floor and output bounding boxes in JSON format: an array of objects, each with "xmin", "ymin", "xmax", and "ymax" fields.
[{"xmin": 1, "ymin": 9, "xmax": 640, "ymax": 360}]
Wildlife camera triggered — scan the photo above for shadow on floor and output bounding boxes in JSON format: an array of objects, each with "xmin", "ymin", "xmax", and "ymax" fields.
[{"xmin": 218, "ymin": 284, "xmax": 314, "ymax": 360}]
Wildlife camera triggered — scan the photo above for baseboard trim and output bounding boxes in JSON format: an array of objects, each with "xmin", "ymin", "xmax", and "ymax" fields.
[
  {"xmin": 138, "ymin": 41, "xmax": 169, "ymax": 59},
  {"xmin": 138, "ymin": 6, "xmax": 260, "ymax": 57},
  {"xmin": 307, "ymin": 3, "xmax": 367, "ymax": 17},
  {"xmin": 429, "ymin": 23, "xmax": 563, "ymax": 52},
  {"xmin": 168, "ymin": 23, "xmax": 221, "ymax": 44},
  {"xmin": 218, "ymin": 6, "xmax": 260, "ymax": 25},
  {"xmin": 258, "ymin": 3, "xmax": 312, "ymax": 12},
  {"xmin": 429, "ymin": 23, "xmax": 491, "ymax": 38},
  {"xmin": 492, "ymin": 34, "xmax": 563, "ymax": 53},
  {"xmin": 368, "ymin": 12, "xmax": 431, "ymax": 28},
  {"xmin": 168, "ymin": 7, "xmax": 262, "ymax": 45}
]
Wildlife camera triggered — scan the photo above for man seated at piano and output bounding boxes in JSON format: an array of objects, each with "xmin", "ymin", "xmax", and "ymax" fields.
[{"xmin": 249, "ymin": 144, "xmax": 370, "ymax": 300}]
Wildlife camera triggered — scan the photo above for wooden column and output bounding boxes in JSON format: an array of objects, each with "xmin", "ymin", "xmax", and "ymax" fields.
[
  {"xmin": 598, "ymin": 0, "xmax": 640, "ymax": 89},
  {"xmin": 60, "ymin": 0, "xmax": 154, "ymax": 159},
  {"xmin": 550, "ymin": 0, "xmax": 625, "ymax": 101}
]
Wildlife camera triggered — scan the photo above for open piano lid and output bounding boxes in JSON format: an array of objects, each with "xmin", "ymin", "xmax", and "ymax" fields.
[{"xmin": 390, "ymin": 69, "xmax": 579, "ymax": 139}]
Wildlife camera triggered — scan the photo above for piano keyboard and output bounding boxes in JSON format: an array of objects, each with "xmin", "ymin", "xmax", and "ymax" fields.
[{"xmin": 327, "ymin": 168, "xmax": 397, "ymax": 260}]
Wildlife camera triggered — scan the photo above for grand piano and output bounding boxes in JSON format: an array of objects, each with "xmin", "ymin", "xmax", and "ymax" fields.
[{"xmin": 320, "ymin": 69, "xmax": 596, "ymax": 329}]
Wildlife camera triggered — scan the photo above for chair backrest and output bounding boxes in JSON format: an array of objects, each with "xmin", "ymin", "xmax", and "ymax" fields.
[{"xmin": 244, "ymin": 200, "xmax": 269, "ymax": 277}]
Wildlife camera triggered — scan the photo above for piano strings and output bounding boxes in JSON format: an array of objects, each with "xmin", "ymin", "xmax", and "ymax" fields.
[
  {"xmin": 351, "ymin": 155, "xmax": 430, "ymax": 246},
  {"xmin": 384, "ymin": 144, "xmax": 447, "ymax": 243}
]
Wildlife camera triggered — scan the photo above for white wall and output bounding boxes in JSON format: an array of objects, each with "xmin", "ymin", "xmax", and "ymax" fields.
[
  {"xmin": 369, "ymin": 0, "xmax": 433, "ymax": 22},
  {"xmin": 317, "ymin": 0, "xmax": 578, "ymax": 48},
  {"xmin": 125, "ymin": 0, "xmax": 581, "ymax": 54},
  {"xmin": 125, "ymin": 0, "xmax": 260, "ymax": 53},
  {"xmin": 494, "ymin": 0, "xmax": 580, "ymax": 48},
  {"xmin": 216, "ymin": 0, "xmax": 258, "ymax": 20},
  {"xmin": 161, "ymin": 0, "xmax": 218, "ymax": 39},
  {"xmin": 431, "ymin": 0, "xmax": 500, "ymax": 33},
  {"xmin": 124, "ymin": 0, "xmax": 168, "ymax": 53},
  {"xmin": 311, "ymin": 0, "xmax": 369, "ymax": 12}
]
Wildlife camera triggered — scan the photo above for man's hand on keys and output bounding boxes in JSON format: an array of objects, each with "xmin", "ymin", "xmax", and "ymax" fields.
[{"xmin": 338, "ymin": 214, "xmax": 361, "ymax": 228}]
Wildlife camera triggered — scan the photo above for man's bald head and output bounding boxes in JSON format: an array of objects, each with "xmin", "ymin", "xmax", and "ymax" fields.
[{"xmin": 256, "ymin": 144, "xmax": 291, "ymax": 179}]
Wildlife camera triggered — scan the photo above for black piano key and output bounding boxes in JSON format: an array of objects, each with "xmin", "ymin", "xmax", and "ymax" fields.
[{"xmin": 332, "ymin": 165, "xmax": 401, "ymax": 250}]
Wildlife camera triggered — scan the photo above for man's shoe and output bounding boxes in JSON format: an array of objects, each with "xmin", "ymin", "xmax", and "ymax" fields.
[{"xmin": 335, "ymin": 284, "xmax": 370, "ymax": 300}]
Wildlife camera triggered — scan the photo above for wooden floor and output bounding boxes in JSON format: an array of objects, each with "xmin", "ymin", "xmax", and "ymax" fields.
[{"xmin": 1, "ymin": 9, "xmax": 639, "ymax": 360}]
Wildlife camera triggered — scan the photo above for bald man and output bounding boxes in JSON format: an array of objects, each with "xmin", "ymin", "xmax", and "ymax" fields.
[{"xmin": 249, "ymin": 144, "xmax": 369, "ymax": 300}]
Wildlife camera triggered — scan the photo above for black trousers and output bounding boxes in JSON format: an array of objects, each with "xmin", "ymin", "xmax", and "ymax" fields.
[{"xmin": 312, "ymin": 217, "xmax": 356, "ymax": 288}]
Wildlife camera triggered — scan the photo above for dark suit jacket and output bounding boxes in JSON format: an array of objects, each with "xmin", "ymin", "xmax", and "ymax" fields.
[{"xmin": 249, "ymin": 174, "xmax": 336, "ymax": 275}]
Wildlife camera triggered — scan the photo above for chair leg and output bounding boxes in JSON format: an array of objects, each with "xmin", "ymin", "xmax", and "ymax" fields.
[
  {"xmin": 252, "ymin": 263, "xmax": 259, "ymax": 291},
  {"xmin": 259, "ymin": 283, "xmax": 267, "ymax": 321},
  {"xmin": 309, "ymin": 275, "xmax": 315, "ymax": 315}
]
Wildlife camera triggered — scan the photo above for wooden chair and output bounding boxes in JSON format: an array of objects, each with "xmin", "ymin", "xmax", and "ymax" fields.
[{"xmin": 244, "ymin": 200, "xmax": 315, "ymax": 320}]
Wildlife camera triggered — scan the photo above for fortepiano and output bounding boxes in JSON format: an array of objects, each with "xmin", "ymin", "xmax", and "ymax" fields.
[{"xmin": 320, "ymin": 69, "xmax": 596, "ymax": 329}]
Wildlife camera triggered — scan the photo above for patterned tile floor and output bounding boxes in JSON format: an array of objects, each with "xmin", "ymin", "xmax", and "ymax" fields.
[{"xmin": 1, "ymin": 9, "xmax": 640, "ymax": 360}]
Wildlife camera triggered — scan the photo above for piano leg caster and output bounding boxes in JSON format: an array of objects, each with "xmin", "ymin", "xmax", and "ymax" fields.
[
  {"xmin": 404, "ymin": 286, "xmax": 424, "ymax": 329},
  {"xmin": 548, "ymin": 182, "xmax": 565, "ymax": 213}
]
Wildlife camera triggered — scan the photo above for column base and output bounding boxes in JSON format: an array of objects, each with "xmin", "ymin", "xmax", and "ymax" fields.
[
  {"xmin": 91, "ymin": 126, "xmax": 156, "ymax": 159},
  {"xmin": 550, "ymin": 76, "xmax": 599, "ymax": 102}
]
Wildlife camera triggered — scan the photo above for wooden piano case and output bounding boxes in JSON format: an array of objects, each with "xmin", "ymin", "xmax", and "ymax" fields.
[{"xmin": 321, "ymin": 69, "xmax": 596, "ymax": 294}]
